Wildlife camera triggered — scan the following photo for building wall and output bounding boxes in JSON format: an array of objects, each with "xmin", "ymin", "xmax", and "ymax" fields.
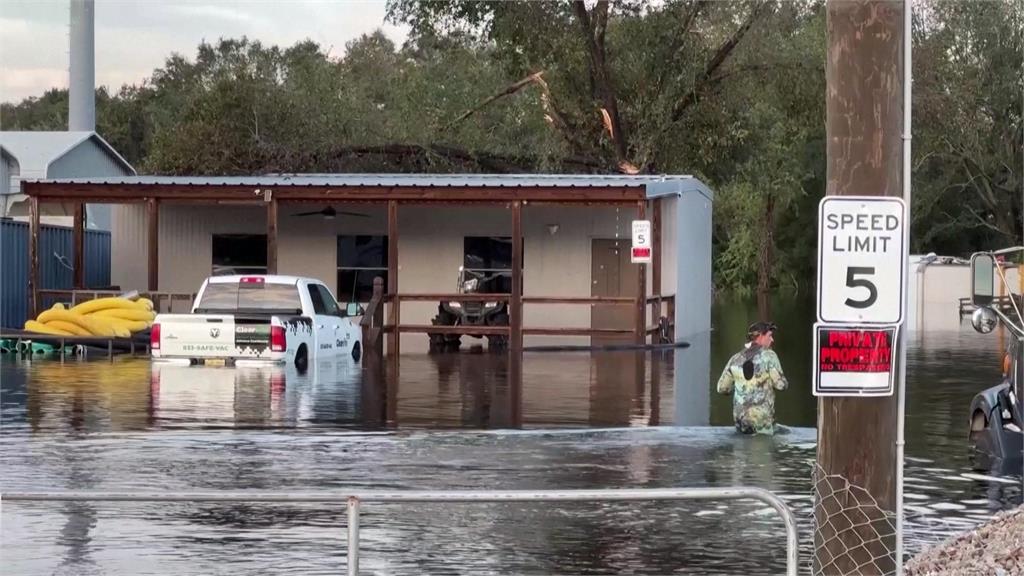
[
  {"xmin": 0, "ymin": 152, "xmax": 12, "ymax": 218},
  {"xmin": 48, "ymin": 139, "xmax": 134, "ymax": 231},
  {"xmin": 111, "ymin": 201, "xmax": 686, "ymax": 350},
  {"xmin": 907, "ymin": 260, "xmax": 1022, "ymax": 332},
  {"xmin": 110, "ymin": 204, "xmax": 148, "ymax": 292},
  {"xmin": 1, "ymin": 152, "xmax": 13, "ymax": 196}
]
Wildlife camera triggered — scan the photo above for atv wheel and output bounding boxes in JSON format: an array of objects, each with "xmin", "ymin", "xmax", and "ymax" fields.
[
  {"xmin": 486, "ymin": 313, "xmax": 510, "ymax": 351},
  {"xmin": 429, "ymin": 308, "xmax": 461, "ymax": 352}
]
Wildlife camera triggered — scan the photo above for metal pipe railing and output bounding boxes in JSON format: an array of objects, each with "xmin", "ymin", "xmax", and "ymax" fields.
[{"xmin": 3, "ymin": 487, "xmax": 799, "ymax": 576}]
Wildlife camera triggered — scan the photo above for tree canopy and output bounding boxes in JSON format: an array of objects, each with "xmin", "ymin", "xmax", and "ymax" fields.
[{"xmin": 2, "ymin": 0, "xmax": 1020, "ymax": 296}]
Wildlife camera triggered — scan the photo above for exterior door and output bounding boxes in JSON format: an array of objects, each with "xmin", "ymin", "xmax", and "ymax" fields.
[{"xmin": 591, "ymin": 239, "xmax": 637, "ymax": 345}]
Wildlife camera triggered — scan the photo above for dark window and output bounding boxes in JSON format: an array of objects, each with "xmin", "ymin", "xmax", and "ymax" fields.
[
  {"xmin": 463, "ymin": 237, "xmax": 520, "ymax": 294},
  {"xmin": 212, "ymin": 234, "xmax": 267, "ymax": 276},
  {"xmin": 307, "ymin": 285, "xmax": 327, "ymax": 315},
  {"xmin": 196, "ymin": 282, "xmax": 301, "ymax": 313},
  {"xmin": 317, "ymin": 285, "xmax": 340, "ymax": 316},
  {"xmin": 337, "ymin": 235, "xmax": 388, "ymax": 302}
]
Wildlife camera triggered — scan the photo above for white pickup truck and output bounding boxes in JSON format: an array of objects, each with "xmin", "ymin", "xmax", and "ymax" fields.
[{"xmin": 151, "ymin": 275, "xmax": 362, "ymax": 368}]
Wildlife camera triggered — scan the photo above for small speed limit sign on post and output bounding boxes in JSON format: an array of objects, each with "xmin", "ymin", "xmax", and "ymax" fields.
[
  {"xmin": 631, "ymin": 220, "xmax": 652, "ymax": 264},
  {"xmin": 817, "ymin": 196, "xmax": 906, "ymax": 324}
]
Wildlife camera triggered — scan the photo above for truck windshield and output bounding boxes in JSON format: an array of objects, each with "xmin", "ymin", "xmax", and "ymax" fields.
[{"xmin": 195, "ymin": 282, "xmax": 302, "ymax": 314}]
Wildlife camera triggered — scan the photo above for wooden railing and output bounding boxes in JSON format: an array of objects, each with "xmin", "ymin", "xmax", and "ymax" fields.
[
  {"xmin": 37, "ymin": 289, "xmax": 196, "ymax": 314},
  {"xmin": 356, "ymin": 275, "xmax": 677, "ymax": 355},
  {"xmin": 359, "ymin": 278, "xmax": 388, "ymax": 351}
]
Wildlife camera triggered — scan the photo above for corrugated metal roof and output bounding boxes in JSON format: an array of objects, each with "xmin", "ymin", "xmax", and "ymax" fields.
[
  {"xmin": 0, "ymin": 131, "xmax": 135, "ymax": 182},
  {"xmin": 32, "ymin": 173, "xmax": 698, "ymax": 188}
]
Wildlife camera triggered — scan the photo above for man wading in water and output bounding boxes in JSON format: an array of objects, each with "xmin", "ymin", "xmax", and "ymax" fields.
[{"xmin": 716, "ymin": 322, "xmax": 788, "ymax": 435}]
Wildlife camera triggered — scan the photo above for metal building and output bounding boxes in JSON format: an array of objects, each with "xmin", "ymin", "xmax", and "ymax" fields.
[{"xmin": 0, "ymin": 131, "xmax": 135, "ymax": 230}]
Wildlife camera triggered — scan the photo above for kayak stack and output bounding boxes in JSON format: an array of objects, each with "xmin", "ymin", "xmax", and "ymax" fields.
[{"xmin": 23, "ymin": 297, "xmax": 156, "ymax": 338}]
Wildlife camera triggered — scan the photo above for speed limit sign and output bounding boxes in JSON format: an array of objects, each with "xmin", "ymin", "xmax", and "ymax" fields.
[{"xmin": 817, "ymin": 196, "xmax": 906, "ymax": 324}]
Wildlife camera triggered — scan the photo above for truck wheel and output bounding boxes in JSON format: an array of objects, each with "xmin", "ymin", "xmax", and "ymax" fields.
[
  {"xmin": 295, "ymin": 344, "xmax": 309, "ymax": 372},
  {"xmin": 351, "ymin": 341, "xmax": 362, "ymax": 362}
]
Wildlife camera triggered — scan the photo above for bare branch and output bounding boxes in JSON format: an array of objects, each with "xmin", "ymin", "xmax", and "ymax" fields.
[
  {"xmin": 964, "ymin": 204, "xmax": 1010, "ymax": 236},
  {"xmin": 571, "ymin": 0, "xmax": 629, "ymax": 168},
  {"xmin": 443, "ymin": 71, "xmax": 546, "ymax": 131},
  {"xmin": 656, "ymin": 1, "xmax": 709, "ymax": 92},
  {"xmin": 670, "ymin": 1, "xmax": 770, "ymax": 122}
]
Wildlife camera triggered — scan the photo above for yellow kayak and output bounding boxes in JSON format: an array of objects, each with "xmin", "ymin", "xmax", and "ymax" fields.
[
  {"xmin": 24, "ymin": 320, "xmax": 73, "ymax": 336},
  {"xmin": 70, "ymin": 297, "xmax": 142, "ymax": 316},
  {"xmin": 45, "ymin": 320, "xmax": 92, "ymax": 336},
  {"xmin": 92, "ymin": 308, "xmax": 155, "ymax": 322}
]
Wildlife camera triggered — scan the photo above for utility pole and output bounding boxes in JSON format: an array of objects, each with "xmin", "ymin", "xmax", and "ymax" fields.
[{"xmin": 815, "ymin": 1, "xmax": 905, "ymax": 574}]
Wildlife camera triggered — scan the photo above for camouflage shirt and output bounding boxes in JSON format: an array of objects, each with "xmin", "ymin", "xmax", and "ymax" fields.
[{"xmin": 716, "ymin": 344, "xmax": 788, "ymax": 435}]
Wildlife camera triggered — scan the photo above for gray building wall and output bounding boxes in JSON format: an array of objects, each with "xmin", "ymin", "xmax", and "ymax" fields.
[
  {"xmin": 1, "ymin": 149, "xmax": 18, "ymax": 218},
  {"xmin": 673, "ymin": 188, "xmax": 713, "ymax": 425},
  {"xmin": 110, "ymin": 200, "xmax": 690, "ymax": 352},
  {"xmin": 49, "ymin": 140, "xmax": 134, "ymax": 230}
]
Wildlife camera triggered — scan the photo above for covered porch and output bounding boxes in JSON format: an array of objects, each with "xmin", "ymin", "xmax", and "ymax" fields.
[{"xmin": 22, "ymin": 175, "xmax": 710, "ymax": 360}]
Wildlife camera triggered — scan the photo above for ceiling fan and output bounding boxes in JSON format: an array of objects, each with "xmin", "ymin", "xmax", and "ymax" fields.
[{"xmin": 293, "ymin": 206, "xmax": 369, "ymax": 219}]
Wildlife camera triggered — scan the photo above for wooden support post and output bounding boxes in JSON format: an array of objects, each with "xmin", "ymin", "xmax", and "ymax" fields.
[
  {"xmin": 651, "ymin": 198, "xmax": 662, "ymax": 338},
  {"xmin": 635, "ymin": 200, "xmax": 647, "ymax": 344},
  {"xmin": 510, "ymin": 201, "xmax": 523, "ymax": 352},
  {"xmin": 147, "ymin": 198, "xmax": 159, "ymax": 292},
  {"xmin": 28, "ymin": 196, "xmax": 40, "ymax": 317},
  {"xmin": 815, "ymin": 2, "xmax": 902, "ymax": 574},
  {"xmin": 266, "ymin": 193, "xmax": 278, "ymax": 275},
  {"xmin": 387, "ymin": 201, "xmax": 399, "ymax": 358},
  {"xmin": 73, "ymin": 203, "xmax": 85, "ymax": 289},
  {"xmin": 509, "ymin": 200, "xmax": 523, "ymax": 424}
]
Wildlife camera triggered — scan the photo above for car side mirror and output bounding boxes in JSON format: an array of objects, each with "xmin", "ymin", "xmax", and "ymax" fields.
[
  {"xmin": 345, "ymin": 303, "xmax": 363, "ymax": 317},
  {"xmin": 971, "ymin": 307, "xmax": 998, "ymax": 334},
  {"xmin": 971, "ymin": 253, "xmax": 995, "ymax": 307}
]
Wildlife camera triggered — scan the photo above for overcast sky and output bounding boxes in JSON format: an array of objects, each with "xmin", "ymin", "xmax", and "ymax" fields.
[{"xmin": 1, "ymin": 0, "xmax": 410, "ymax": 104}]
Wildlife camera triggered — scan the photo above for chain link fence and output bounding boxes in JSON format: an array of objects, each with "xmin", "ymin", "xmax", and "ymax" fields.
[{"xmin": 810, "ymin": 464, "xmax": 898, "ymax": 576}]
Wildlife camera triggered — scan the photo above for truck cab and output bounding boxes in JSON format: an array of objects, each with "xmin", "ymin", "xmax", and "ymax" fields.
[
  {"xmin": 152, "ymin": 275, "xmax": 362, "ymax": 368},
  {"xmin": 967, "ymin": 251, "xmax": 1024, "ymax": 472}
]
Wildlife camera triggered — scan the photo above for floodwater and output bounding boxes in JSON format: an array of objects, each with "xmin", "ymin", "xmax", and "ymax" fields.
[{"xmin": 1, "ymin": 297, "xmax": 1021, "ymax": 575}]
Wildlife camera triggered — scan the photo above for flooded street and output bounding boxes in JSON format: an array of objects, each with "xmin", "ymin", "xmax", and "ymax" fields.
[{"xmin": 1, "ymin": 299, "xmax": 1021, "ymax": 575}]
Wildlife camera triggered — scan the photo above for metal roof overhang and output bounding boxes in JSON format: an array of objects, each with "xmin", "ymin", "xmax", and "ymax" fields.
[{"xmin": 23, "ymin": 181, "xmax": 648, "ymax": 205}]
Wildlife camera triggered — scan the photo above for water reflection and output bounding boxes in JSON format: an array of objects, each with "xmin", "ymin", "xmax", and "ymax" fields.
[{"xmin": 2, "ymin": 295, "xmax": 1022, "ymax": 575}]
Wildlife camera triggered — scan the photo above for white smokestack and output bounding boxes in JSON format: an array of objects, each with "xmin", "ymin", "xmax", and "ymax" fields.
[{"xmin": 69, "ymin": 0, "xmax": 95, "ymax": 132}]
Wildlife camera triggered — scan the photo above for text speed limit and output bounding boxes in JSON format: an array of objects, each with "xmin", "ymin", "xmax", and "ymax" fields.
[{"xmin": 817, "ymin": 196, "xmax": 906, "ymax": 325}]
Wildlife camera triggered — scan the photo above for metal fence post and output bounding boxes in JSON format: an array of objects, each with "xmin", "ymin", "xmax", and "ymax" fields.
[{"xmin": 347, "ymin": 496, "xmax": 360, "ymax": 576}]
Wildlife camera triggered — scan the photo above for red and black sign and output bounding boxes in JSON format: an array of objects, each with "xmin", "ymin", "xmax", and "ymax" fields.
[{"xmin": 818, "ymin": 327, "xmax": 894, "ymax": 373}]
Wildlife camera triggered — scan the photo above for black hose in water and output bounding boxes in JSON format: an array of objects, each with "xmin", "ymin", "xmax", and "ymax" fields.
[{"xmin": 523, "ymin": 340, "xmax": 691, "ymax": 353}]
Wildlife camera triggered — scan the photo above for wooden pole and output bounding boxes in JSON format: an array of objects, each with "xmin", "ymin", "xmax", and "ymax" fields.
[
  {"xmin": 635, "ymin": 200, "xmax": 647, "ymax": 344},
  {"xmin": 266, "ymin": 193, "xmax": 278, "ymax": 275},
  {"xmin": 510, "ymin": 201, "xmax": 523, "ymax": 352},
  {"xmin": 651, "ymin": 198, "xmax": 662, "ymax": 338},
  {"xmin": 387, "ymin": 200, "xmax": 399, "ymax": 357},
  {"xmin": 509, "ymin": 200, "xmax": 523, "ymax": 424},
  {"xmin": 815, "ymin": 1, "xmax": 903, "ymax": 574},
  {"xmin": 73, "ymin": 203, "xmax": 85, "ymax": 289},
  {"xmin": 147, "ymin": 198, "xmax": 159, "ymax": 292},
  {"xmin": 28, "ymin": 196, "xmax": 40, "ymax": 317}
]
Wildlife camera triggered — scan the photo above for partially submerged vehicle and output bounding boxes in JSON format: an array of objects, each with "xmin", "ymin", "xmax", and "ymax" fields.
[
  {"xmin": 966, "ymin": 249, "xmax": 1023, "ymax": 472},
  {"xmin": 428, "ymin": 267, "xmax": 509, "ymax": 352},
  {"xmin": 152, "ymin": 275, "xmax": 363, "ymax": 369}
]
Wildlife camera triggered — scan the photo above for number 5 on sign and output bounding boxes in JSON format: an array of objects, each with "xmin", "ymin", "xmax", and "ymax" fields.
[{"xmin": 817, "ymin": 197, "xmax": 906, "ymax": 325}]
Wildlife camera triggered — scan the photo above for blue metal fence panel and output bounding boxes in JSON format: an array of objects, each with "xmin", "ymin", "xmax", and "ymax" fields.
[
  {"xmin": 0, "ymin": 220, "xmax": 111, "ymax": 329},
  {"xmin": 1, "ymin": 220, "xmax": 29, "ymax": 331},
  {"xmin": 84, "ymin": 231, "xmax": 110, "ymax": 288}
]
